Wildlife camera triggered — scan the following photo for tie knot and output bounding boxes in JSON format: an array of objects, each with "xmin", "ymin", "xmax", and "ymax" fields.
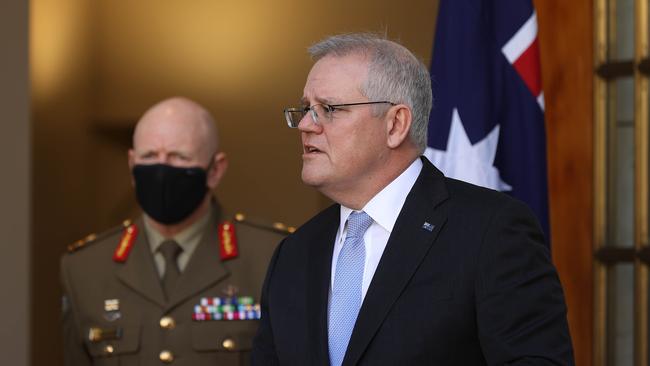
[
  {"xmin": 159, "ymin": 240, "xmax": 182, "ymax": 262},
  {"xmin": 346, "ymin": 211, "xmax": 373, "ymax": 238}
]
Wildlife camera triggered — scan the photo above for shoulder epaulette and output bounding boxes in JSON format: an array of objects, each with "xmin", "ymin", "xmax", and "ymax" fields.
[
  {"xmin": 219, "ymin": 221, "xmax": 238, "ymax": 261},
  {"xmin": 233, "ymin": 212, "xmax": 296, "ymax": 235},
  {"xmin": 112, "ymin": 221, "xmax": 138, "ymax": 262},
  {"xmin": 67, "ymin": 219, "xmax": 133, "ymax": 253}
]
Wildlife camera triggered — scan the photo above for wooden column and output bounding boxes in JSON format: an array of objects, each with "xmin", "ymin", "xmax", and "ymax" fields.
[{"xmin": 535, "ymin": 1, "xmax": 594, "ymax": 365}]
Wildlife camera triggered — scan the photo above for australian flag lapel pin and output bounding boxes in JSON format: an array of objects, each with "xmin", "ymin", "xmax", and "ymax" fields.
[{"xmin": 422, "ymin": 222, "xmax": 435, "ymax": 232}]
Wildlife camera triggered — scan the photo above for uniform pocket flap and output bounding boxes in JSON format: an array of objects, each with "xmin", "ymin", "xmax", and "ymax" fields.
[{"xmin": 84, "ymin": 324, "xmax": 141, "ymax": 357}]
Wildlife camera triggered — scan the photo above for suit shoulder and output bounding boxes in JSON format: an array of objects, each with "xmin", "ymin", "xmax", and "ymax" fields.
[
  {"xmin": 443, "ymin": 177, "xmax": 540, "ymax": 231},
  {"xmin": 65, "ymin": 219, "xmax": 134, "ymax": 255},
  {"xmin": 444, "ymin": 177, "xmax": 519, "ymax": 208}
]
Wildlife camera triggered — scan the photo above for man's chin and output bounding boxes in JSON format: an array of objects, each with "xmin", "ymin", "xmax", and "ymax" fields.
[{"xmin": 301, "ymin": 169, "xmax": 325, "ymax": 188}]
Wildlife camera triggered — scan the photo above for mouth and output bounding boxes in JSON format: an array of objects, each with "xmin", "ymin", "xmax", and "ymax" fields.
[{"xmin": 303, "ymin": 144, "xmax": 323, "ymax": 155}]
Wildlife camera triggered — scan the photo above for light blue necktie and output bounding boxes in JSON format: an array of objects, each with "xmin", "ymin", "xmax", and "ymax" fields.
[{"xmin": 328, "ymin": 211, "xmax": 373, "ymax": 366}]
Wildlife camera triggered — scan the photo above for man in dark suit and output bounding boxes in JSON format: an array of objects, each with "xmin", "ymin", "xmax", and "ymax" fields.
[
  {"xmin": 61, "ymin": 97, "xmax": 290, "ymax": 365},
  {"xmin": 251, "ymin": 34, "xmax": 574, "ymax": 365}
]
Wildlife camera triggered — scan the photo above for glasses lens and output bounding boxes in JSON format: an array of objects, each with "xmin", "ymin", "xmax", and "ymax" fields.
[
  {"xmin": 285, "ymin": 109, "xmax": 305, "ymax": 128},
  {"xmin": 312, "ymin": 104, "xmax": 331, "ymax": 123}
]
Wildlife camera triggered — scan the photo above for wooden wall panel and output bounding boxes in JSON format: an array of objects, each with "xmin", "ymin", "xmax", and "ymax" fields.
[{"xmin": 535, "ymin": 1, "xmax": 594, "ymax": 365}]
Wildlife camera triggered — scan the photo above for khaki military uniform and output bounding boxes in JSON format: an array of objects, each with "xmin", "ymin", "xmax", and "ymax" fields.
[{"xmin": 61, "ymin": 204, "xmax": 289, "ymax": 366}]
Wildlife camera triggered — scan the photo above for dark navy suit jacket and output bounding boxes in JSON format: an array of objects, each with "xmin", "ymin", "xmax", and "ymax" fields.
[{"xmin": 252, "ymin": 158, "xmax": 574, "ymax": 365}]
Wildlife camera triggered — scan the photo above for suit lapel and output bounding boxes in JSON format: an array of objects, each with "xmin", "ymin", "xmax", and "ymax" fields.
[
  {"xmin": 116, "ymin": 218, "xmax": 166, "ymax": 308},
  {"xmin": 307, "ymin": 205, "xmax": 339, "ymax": 366},
  {"xmin": 344, "ymin": 159, "xmax": 449, "ymax": 366},
  {"xmin": 165, "ymin": 208, "xmax": 229, "ymax": 312}
]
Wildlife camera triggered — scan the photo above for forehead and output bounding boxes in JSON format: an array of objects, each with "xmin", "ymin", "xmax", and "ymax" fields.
[
  {"xmin": 133, "ymin": 114, "xmax": 206, "ymax": 154},
  {"xmin": 303, "ymin": 54, "xmax": 369, "ymax": 102}
]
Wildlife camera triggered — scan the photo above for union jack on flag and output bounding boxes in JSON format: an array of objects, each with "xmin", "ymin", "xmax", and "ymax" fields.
[{"xmin": 425, "ymin": 0, "xmax": 550, "ymax": 241}]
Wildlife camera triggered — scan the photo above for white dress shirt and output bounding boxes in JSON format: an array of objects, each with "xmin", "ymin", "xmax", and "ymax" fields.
[{"xmin": 331, "ymin": 158, "xmax": 423, "ymax": 299}]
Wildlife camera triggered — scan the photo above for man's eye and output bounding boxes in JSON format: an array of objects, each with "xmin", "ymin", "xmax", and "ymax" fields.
[
  {"xmin": 323, "ymin": 105, "xmax": 336, "ymax": 113},
  {"xmin": 171, "ymin": 155, "xmax": 191, "ymax": 162}
]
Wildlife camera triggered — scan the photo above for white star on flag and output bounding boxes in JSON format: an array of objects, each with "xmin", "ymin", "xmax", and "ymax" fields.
[{"xmin": 424, "ymin": 108, "xmax": 512, "ymax": 191}]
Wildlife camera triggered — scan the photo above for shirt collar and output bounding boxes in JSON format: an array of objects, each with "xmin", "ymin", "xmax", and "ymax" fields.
[
  {"xmin": 339, "ymin": 158, "xmax": 423, "ymax": 235},
  {"xmin": 145, "ymin": 208, "xmax": 212, "ymax": 255}
]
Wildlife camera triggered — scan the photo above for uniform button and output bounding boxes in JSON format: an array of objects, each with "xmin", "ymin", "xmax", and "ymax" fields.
[
  {"xmin": 104, "ymin": 345, "xmax": 114, "ymax": 355},
  {"xmin": 222, "ymin": 338, "xmax": 236, "ymax": 350},
  {"xmin": 159, "ymin": 350, "xmax": 174, "ymax": 363},
  {"xmin": 159, "ymin": 316, "xmax": 176, "ymax": 329}
]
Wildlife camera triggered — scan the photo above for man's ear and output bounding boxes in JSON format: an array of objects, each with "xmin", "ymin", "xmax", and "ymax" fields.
[
  {"xmin": 207, "ymin": 152, "xmax": 228, "ymax": 190},
  {"xmin": 385, "ymin": 104, "xmax": 413, "ymax": 149},
  {"xmin": 128, "ymin": 149, "xmax": 136, "ymax": 187},
  {"xmin": 128, "ymin": 149, "xmax": 135, "ymax": 170}
]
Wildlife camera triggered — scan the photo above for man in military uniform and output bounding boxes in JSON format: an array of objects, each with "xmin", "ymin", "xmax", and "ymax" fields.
[{"xmin": 61, "ymin": 97, "xmax": 289, "ymax": 365}]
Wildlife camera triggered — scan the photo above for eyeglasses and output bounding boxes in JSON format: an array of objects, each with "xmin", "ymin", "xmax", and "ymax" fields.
[{"xmin": 283, "ymin": 101, "xmax": 396, "ymax": 128}]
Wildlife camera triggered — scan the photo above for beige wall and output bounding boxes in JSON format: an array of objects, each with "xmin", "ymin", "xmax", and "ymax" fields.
[
  {"xmin": 30, "ymin": 1, "xmax": 438, "ymax": 364},
  {"xmin": 0, "ymin": 0, "xmax": 30, "ymax": 365},
  {"xmin": 31, "ymin": 0, "xmax": 97, "ymax": 364}
]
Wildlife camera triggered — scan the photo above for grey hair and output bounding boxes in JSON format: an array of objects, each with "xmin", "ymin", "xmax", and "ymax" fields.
[{"xmin": 308, "ymin": 33, "xmax": 432, "ymax": 153}]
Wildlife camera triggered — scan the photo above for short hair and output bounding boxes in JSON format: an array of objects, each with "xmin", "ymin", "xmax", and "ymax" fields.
[{"xmin": 308, "ymin": 33, "xmax": 432, "ymax": 153}]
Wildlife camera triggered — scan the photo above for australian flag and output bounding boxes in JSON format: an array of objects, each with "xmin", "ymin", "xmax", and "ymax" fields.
[{"xmin": 424, "ymin": 0, "xmax": 550, "ymax": 241}]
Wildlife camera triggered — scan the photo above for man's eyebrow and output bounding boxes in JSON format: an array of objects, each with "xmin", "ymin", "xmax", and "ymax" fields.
[
  {"xmin": 136, "ymin": 149, "xmax": 157, "ymax": 156},
  {"xmin": 167, "ymin": 150, "xmax": 191, "ymax": 157},
  {"xmin": 135, "ymin": 149, "xmax": 190, "ymax": 157},
  {"xmin": 300, "ymin": 96, "xmax": 339, "ymax": 106}
]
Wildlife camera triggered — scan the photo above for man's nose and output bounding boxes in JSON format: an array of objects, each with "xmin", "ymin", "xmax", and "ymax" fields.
[
  {"xmin": 155, "ymin": 152, "xmax": 171, "ymax": 164},
  {"xmin": 297, "ymin": 111, "xmax": 321, "ymax": 133}
]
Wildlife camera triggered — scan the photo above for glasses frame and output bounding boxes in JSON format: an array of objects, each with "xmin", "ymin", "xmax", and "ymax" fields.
[{"xmin": 284, "ymin": 101, "xmax": 396, "ymax": 128}]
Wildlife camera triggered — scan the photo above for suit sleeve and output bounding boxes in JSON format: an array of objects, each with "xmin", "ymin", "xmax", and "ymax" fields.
[
  {"xmin": 475, "ymin": 199, "xmax": 574, "ymax": 365},
  {"xmin": 251, "ymin": 238, "xmax": 284, "ymax": 366},
  {"xmin": 60, "ymin": 255, "xmax": 93, "ymax": 366}
]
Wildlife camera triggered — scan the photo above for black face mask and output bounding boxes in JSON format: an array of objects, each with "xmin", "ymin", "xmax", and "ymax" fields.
[{"xmin": 132, "ymin": 164, "xmax": 208, "ymax": 225}]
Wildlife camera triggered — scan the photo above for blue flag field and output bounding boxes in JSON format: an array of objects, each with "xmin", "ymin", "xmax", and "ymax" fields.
[{"xmin": 424, "ymin": 0, "xmax": 551, "ymax": 240}]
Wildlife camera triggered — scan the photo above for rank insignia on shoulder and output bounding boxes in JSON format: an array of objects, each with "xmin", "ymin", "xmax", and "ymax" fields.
[
  {"xmin": 218, "ymin": 221, "xmax": 238, "ymax": 261},
  {"xmin": 113, "ymin": 222, "xmax": 138, "ymax": 263},
  {"xmin": 234, "ymin": 212, "xmax": 296, "ymax": 234},
  {"xmin": 67, "ymin": 219, "xmax": 133, "ymax": 253},
  {"xmin": 192, "ymin": 296, "xmax": 261, "ymax": 321},
  {"xmin": 67, "ymin": 233, "xmax": 98, "ymax": 253}
]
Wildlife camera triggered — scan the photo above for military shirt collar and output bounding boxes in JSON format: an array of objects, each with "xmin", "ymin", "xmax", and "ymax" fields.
[{"xmin": 144, "ymin": 208, "xmax": 212, "ymax": 258}]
